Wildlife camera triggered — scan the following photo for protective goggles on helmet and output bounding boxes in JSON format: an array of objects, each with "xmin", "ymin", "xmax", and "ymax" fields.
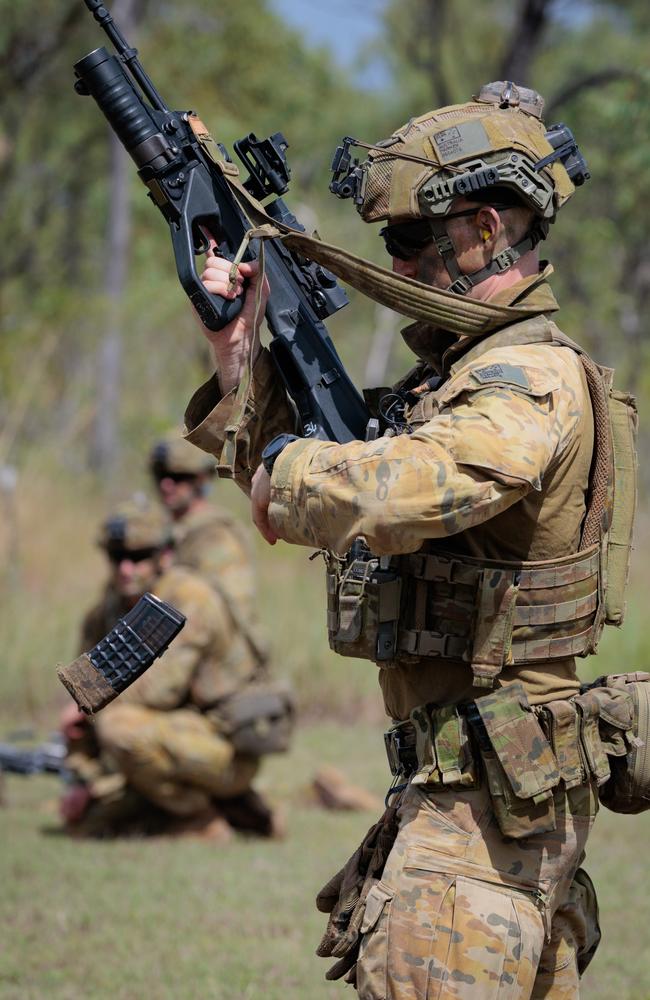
[{"xmin": 380, "ymin": 204, "xmax": 514, "ymax": 260}]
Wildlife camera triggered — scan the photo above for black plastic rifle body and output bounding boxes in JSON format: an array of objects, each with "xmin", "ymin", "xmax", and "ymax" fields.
[
  {"xmin": 73, "ymin": 1, "xmax": 369, "ymax": 443},
  {"xmin": 0, "ymin": 736, "xmax": 67, "ymax": 776}
]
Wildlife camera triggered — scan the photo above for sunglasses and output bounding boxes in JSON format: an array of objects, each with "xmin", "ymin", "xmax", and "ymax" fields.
[
  {"xmin": 152, "ymin": 469, "xmax": 197, "ymax": 485},
  {"xmin": 106, "ymin": 546, "xmax": 160, "ymax": 565},
  {"xmin": 380, "ymin": 205, "xmax": 514, "ymax": 261}
]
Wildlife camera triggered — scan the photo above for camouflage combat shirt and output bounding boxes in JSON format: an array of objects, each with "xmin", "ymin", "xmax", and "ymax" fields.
[
  {"xmin": 184, "ymin": 267, "xmax": 593, "ymax": 719},
  {"xmin": 172, "ymin": 504, "xmax": 257, "ymax": 617},
  {"xmin": 79, "ymin": 566, "xmax": 258, "ymax": 710}
]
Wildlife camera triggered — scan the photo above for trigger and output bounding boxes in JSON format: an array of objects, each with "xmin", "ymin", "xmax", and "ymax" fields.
[{"xmin": 194, "ymin": 227, "xmax": 211, "ymax": 254}]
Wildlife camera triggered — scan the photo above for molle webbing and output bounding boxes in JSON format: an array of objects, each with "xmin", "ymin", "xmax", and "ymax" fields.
[
  {"xmin": 391, "ymin": 321, "xmax": 626, "ymax": 687},
  {"xmin": 395, "ymin": 547, "xmax": 601, "ymax": 687},
  {"xmin": 577, "ymin": 351, "xmax": 613, "ymax": 549}
]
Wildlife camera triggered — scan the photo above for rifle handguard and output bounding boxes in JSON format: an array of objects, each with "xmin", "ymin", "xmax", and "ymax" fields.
[{"xmin": 57, "ymin": 593, "xmax": 186, "ymax": 714}]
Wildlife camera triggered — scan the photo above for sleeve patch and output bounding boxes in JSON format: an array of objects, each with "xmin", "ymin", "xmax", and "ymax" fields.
[{"xmin": 470, "ymin": 363, "xmax": 531, "ymax": 391}]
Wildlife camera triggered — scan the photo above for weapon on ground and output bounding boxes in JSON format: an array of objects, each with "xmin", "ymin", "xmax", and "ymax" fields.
[
  {"xmin": 73, "ymin": 1, "xmax": 370, "ymax": 443},
  {"xmin": 0, "ymin": 734, "xmax": 67, "ymax": 776},
  {"xmin": 57, "ymin": 592, "xmax": 186, "ymax": 714}
]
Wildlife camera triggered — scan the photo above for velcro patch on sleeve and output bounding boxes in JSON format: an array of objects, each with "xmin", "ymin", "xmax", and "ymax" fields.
[{"xmin": 470, "ymin": 363, "xmax": 531, "ymax": 391}]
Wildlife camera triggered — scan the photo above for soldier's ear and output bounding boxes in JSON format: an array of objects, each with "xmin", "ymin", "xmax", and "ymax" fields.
[{"xmin": 476, "ymin": 206, "xmax": 499, "ymax": 240}]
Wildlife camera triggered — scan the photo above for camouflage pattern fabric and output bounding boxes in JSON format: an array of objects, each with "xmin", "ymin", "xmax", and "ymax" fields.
[
  {"xmin": 172, "ymin": 505, "xmax": 257, "ymax": 615},
  {"xmin": 183, "ymin": 258, "xmax": 602, "ymax": 988},
  {"xmin": 95, "ymin": 704, "xmax": 258, "ymax": 815},
  {"xmin": 264, "ymin": 334, "xmax": 588, "ymax": 558},
  {"xmin": 172, "ymin": 504, "xmax": 270, "ymax": 664},
  {"xmin": 354, "ymin": 779, "xmax": 599, "ymax": 999},
  {"xmin": 68, "ymin": 565, "xmax": 261, "ymax": 823},
  {"xmin": 111, "ymin": 565, "xmax": 257, "ymax": 708},
  {"xmin": 78, "ymin": 585, "xmax": 129, "ymax": 653},
  {"xmin": 184, "ymin": 271, "xmax": 592, "ymax": 713}
]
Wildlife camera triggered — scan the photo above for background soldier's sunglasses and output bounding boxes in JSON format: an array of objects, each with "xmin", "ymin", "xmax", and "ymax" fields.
[
  {"xmin": 106, "ymin": 546, "xmax": 160, "ymax": 565},
  {"xmin": 380, "ymin": 204, "xmax": 513, "ymax": 261},
  {"xmin": 152, "ymin": 469, "xmax": 198, "ymax": 485}
]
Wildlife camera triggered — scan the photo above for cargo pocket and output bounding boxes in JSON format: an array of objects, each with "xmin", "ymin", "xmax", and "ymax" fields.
[
  {"xmin": 441, "ymin": 876, "xmax": 545, "ymax": 1000},
  {"xmin": 356, "ymin": 882, "xmax": 394, "ymax": 1000},
  {"xmin": 393, "ymin": 844, "xmax": 550, "ymax": 1000}
]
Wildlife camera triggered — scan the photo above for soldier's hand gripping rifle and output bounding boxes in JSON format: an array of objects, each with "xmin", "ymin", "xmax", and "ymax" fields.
[{"xmin": 74, "ymin": 0, "xmax": 370, "ymax": 443}]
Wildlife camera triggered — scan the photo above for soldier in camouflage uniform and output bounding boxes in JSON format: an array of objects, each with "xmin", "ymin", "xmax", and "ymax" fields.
[
  {"xmin": 150, "ymin": 431, "xmax": 259, "ymax": 615},
  {"xmin": 179, "ymin": 83, "xmax": 632, "ymax": 995},
  {"xmin": 63, "ymin": 500, "xmax": 279, "ymax": 838}
]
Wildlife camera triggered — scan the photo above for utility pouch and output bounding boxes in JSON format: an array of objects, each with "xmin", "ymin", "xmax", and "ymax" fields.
[
  {"xmin": 575, "ymin": 691, "xmax": 611, "ymax": 786},
  {"xmin": 585, "ymin": 672, "xmax": 650, "ymax": 814},
  {"xmin": 470, "ymin": 682, "xmax": 560, "ymax": 839},
  {"xmin": 539, "ymin": 700, "xmax": 583, "ymax": 789},
  {"xmin": 210, "ymin": 681, "xmax": 295, "ymax": 756},
  {"xmin": 326, "ymin": 547, "xmax": 402, "ymax": 664}
]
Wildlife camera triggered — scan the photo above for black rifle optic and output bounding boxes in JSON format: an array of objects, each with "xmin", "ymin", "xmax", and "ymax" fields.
[{"xmin": 74, "ymin": 1, "xmax": 370, "ymax": 443}]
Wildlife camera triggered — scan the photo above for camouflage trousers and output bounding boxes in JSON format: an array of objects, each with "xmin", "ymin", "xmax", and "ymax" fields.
[
  {"xmin": 355, "ymin": 779, "xmax": 600, "ymax": 999},
  {"xmin": 95, "ymin": 704, "xmax": 259, "ymax": 816}
]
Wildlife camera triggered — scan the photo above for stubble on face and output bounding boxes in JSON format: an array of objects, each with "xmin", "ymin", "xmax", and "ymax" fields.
[{"xmin": 415, "ymin": 244, "xmax": 452, "ymax": 290}]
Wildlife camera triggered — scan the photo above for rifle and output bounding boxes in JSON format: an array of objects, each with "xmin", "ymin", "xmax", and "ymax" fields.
[
  {"xmin": 0, "ymin": 735, "xmax": 67, "ymax": 776},
  {"xmin": 73, "ymin": 1, "xmax": 370, "ymax": 444}
]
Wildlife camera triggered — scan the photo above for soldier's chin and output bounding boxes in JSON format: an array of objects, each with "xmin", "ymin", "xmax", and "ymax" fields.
[
  {"xmin": 116, "ymin": 581, "xmax": 148, "ymax": 600},
  {"xmin": 166, "ymin": 496, "xmax": 191, "ymax": 515}
]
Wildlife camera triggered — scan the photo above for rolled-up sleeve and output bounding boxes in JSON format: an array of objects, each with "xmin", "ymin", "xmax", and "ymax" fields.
[{"xmin": 184, "ymin": 348, "xmax": 296, "ymax": 495}]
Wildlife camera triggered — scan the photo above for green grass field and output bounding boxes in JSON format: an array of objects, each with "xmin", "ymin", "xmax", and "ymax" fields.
[
  {"xmin": 2, "ymin": 466, "xmax": 650, "ymax": 998},
  {"xmin": 2, "ymin": 720, "xmax": 650, "ymax": 1000}
]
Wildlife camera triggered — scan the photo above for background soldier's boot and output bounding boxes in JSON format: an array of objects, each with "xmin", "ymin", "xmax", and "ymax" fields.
[
  {"xmin": 65, "ymin": 784, "xmax": 166, "ymax": 838},
  {"xmin": 311, "ymin": 765, "xmax": 382, "ymax": 812},
  {"xmin": 218, "ymin": 788, "xmax": 286, "ymax": 838},
  {"xmin": 165, "ymin": 807, "xmax": 234, "ymax": 843}
]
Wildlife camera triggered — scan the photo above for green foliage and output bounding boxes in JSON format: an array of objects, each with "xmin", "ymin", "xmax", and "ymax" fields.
[
  {"xmin": 379, "ymin": 0, "xmax": 650, "ymax": 462},
  {"xmin": 0, "ymin": 0, "xmax": 386, "ymax": 469}
]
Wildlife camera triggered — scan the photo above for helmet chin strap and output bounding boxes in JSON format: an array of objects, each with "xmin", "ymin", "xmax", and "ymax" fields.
[{"xmin": 429, "ymin": 218, "xmax": 549, "ymax": 296}]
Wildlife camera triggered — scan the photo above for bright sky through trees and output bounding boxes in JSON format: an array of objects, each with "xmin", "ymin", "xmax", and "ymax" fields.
[{"xmin": 270, "ymin": 0, "xmax": 389, "ymax": 85}]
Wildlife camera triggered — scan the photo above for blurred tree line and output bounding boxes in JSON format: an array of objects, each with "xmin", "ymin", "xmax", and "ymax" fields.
[{"xmin": 0, "ymin": 0, "xmax": 649, "ymax": 482}]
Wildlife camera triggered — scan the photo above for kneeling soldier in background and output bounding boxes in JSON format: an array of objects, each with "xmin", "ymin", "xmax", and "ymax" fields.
[{"xmin": 62, "ymin": 499, "xmax": 290, "ymax": 839}]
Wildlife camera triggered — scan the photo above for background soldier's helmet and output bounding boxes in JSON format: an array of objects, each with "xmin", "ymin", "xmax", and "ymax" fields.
[
  {"xmin": 333, "ymin": 81, "xmax": 588, "ymax": 225},
  {"xmin": 97, "ymin": 498, "xmax": 172, "ymax": 555},
  {"xmin": 149, "ymin": 432, "xmax": 216, "ymax": 479}
]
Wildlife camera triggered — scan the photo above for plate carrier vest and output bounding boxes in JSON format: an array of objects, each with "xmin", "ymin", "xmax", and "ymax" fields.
[{"xmin": 326, "ymin": 315, "xmax": 638, "ymax": 688}]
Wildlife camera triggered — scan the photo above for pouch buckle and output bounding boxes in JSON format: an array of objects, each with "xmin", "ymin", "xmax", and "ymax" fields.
[{"xmin": 384, "ymin": 723, "xmax": 416, "ymax": 778}]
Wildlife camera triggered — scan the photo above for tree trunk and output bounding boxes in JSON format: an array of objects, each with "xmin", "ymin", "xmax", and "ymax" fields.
[
  {"xmin": 498, "ymin": 0, "xmax": 554, "ymax": 85},
  {"xmin": 90, "ymin": 0, "xmax": 137, "ymax": 479}
]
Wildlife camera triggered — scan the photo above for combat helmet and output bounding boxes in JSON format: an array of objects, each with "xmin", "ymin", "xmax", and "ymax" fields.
[
  {"xmin": 97, "ymin": 497, "xmax": 172, "ymax": 558},
  {"xmin": 330, "ymin": 81, "xmax": 589, "ymax": 294},
  {"xmin": 149, "ymin": 431, "xmax": 216, "ymax": 480}
]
